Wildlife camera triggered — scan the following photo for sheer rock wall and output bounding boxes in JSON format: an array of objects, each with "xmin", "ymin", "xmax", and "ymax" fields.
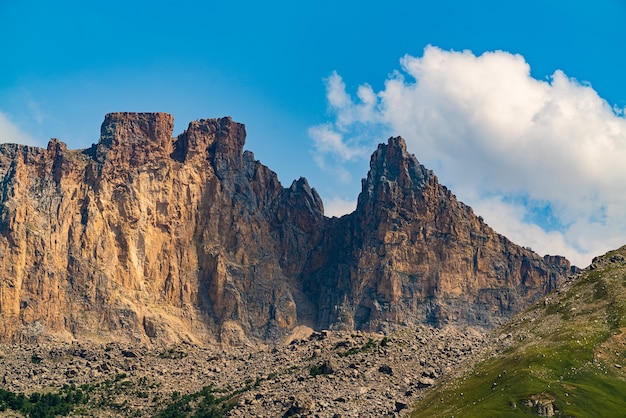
[{"xmin": 0, "ymin": 113, "xmax": 573, "ymax": 344}]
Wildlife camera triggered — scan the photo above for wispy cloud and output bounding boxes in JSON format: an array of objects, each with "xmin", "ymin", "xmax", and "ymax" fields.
[
  {"xmin": 0, "ymin": 111, "xmax": 38, "ymax": 145},
  {"xmin": 308, "ymin": 123, "xmax": 365, "ymax": 161},
  {"xmin": 310, "ymin": 46, "xmax": 626, "ymax": 267},
  {"xmin": 323, "ymin": 196, "xmax": 358, "ymax": 218}
]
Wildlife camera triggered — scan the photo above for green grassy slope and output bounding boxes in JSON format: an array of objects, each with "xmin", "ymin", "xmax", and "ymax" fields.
[{"xmin": 412, "ymin": 246, "xmax": 626, "ymax": 417}]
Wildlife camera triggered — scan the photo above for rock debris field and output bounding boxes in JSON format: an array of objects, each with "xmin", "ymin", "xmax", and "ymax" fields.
[{"xmin": 0, "ymin": 326, "xmax": 491, "ymax": 417}]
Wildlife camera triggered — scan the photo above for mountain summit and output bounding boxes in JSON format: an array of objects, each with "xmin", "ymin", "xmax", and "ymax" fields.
[
  {"xmin": 304, "ymin": 135, "xmax": 575, "ymax": 331},
  {"xmin": 0, "ymin": 113, "xmax": 574, "ymax": 344}
]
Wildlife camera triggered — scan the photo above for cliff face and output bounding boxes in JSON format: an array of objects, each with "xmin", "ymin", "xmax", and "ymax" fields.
[
  {"xmin": 304, "ymin": 138, "xmax": 573, "ymax": 331},
  {"xmin": 0, "ymin": 113, "xmax": 573, "ymax": 344}
]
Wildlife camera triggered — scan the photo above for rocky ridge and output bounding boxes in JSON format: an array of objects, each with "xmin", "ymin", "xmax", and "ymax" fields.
[
  {"xmin": 0, "ymin": 112, "xmax": 575, "ymax": 345},
  {"xmin": 304, "ymin": 137, "xmax": 575, "ymax": 332}
]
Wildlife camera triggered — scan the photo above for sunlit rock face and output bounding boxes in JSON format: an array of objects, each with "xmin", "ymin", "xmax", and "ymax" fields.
[{"xmin": 0, "ymin": 113, "xmax": 573, "ymax": 345}]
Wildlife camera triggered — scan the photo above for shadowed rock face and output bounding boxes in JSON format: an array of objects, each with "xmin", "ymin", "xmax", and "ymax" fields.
[
  {"xmin": 303, "ymin": 137, "xmax": 574, "ymax": 331},
  {"xmin": 0, "ymin": 113, "xmax": 574, "ymax": 345}
]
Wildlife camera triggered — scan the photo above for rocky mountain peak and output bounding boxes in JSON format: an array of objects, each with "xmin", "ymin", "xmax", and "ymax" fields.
[
  {"xmin": 0, "ymin": 114, "xmax": 575, "ymax": 345},
  {"xmin": 360, "ymin": 136, "xmax": 434, "ymax": 208},
  {"xmin": 309, "ymin": 135, "xmax": 574, "ymax": 331},
  {"xmin": 356, "ymin": 137, "xmax": 439, "ymax": 234},
  {"xmin": 95, "ymin": 112, "xmax": 175, "ymax": 165},
  {"xmin": 89, "ymin": 113, "xmax": 247, "ymax": 180},
  {"xmin": 288, "ymin": 177, "xmax": 324, "ymax": 215},
  {"xmin": 372, "ymin": 136, "xmax": 409, "ymax": 167},
  {"xmin": 171, "ymin": 116, "xmax": 247, "ymax": 182},
  {"xmin": 46, "ymin": 138, "xmax": 68, "ymax": 154}
]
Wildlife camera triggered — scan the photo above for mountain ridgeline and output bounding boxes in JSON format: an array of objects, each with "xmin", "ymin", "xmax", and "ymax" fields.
[
  {"xmin": 0, "ymin": 113, "xmax": 575, "ymax": 345},
  {"xmin": 412, "ymin": 246, "xmax": 626, "ymax": 417}
]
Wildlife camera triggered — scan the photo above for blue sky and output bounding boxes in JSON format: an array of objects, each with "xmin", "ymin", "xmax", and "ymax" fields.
[{"xmin": 1, "ymin": 1, "xmax": 625, "ymax": 266}]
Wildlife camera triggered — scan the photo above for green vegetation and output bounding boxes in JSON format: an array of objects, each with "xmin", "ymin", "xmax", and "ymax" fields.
[
  {"xmin": 0, "ymin": 371, "xmax": 259, "ymax": 418},
  {"xmin": 159, "ymin": 347, "xmax": 189, "ymax": 359},
  {"xmin": 339, "ymin": 338, "xmax": 378, "ymax": 357},
  {"xmin": 0, "ymin": 384, "xmax": 87, "ymax": 418},
  {"xmin": 309, "ymin": 364, "xmax": 329, "ymax": 377},
  {"xmin": 154, "ymin": 384, "xmax": 242, "ymax": 418},
  {"xmin": 413, "ymin": 342, "xmax": 626, "ymax": 417},
  {"xmin": 380, "ymin": 336, "xmax": 390, "ymax": 347},
  {"xmin": 412, "ymin": 246, "xmax": 626, "ymax": 417}
]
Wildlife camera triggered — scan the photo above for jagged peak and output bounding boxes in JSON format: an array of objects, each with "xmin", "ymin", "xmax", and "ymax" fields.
[
  {"xmin": 362, "ymin": 136, "xmax": 434, "ymax": 194},
  {"xmin": 182, "ymin": 116, "xmax": 234, "ymax": 136},
  {"xmin": 173, "ymin": 116, "xmax": 245, "ymax": 166},
  {"xmin": 289, "ymin": 176, "xmax": 311, "ymax": 191},
  {"xmin": 93, "ymin": 112, "xmax": 175, "ymax": 168},
  {"xmin": 374, "ymin": 136, "xmax": 409, "ymax": 160},
  {"xmin": 369, "ymin": 136, "xmax": 425, "ymax": 172},
  {"xmin": 287, "ymin": 177, "xmax": 324, "ymax": 215},
  {"xmin": 387, "ymin": 136, "xmax": 408, "ymax": 152},
  {"xmin": 99, "ymin": 112, "xmax": 174, "ymax": 148},
  {"xmin": 46, "ymin": 138, "xmax": 68, "ymax": 154},
  {"xmin": 89, "ymin": 113, "xmax": 248, "ymax": 171}
]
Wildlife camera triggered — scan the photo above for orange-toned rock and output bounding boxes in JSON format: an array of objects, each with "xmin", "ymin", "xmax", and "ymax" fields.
[{"xmin": 0, "ymin": 113, "xmax": 573, "ymax": 345}]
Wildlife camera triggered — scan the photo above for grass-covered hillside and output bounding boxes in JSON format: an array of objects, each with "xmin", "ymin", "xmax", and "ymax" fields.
[{"xmin": 412, "ymin": 246, "xmax": 626, "ymax": 417}]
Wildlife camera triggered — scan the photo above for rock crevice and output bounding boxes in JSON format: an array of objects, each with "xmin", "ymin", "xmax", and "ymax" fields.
[{"xmin": 0, "ymin": 113, "xmax": 574, "ymax": 344}]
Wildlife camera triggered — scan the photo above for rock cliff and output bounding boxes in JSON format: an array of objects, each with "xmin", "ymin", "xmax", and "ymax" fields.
[
  {"xmin": 0, "ymin": 113, "xmax": 574, "ymax": 344},
  {"xmin": 304, "ymin": 137, "xmax": 574, "ymax": 331}
]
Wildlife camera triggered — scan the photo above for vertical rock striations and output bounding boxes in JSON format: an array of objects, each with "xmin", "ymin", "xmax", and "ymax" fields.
[
  {"xmin": 304, "ymin": 137, "xmax": 574, "ymax": 330},
  {"xmin": 0, "ymin": 113, "xmax": 573, "ymax": 345},
  {"xmin": 0, "ymin": 113, "xmax": 324, "ymax": 344}
]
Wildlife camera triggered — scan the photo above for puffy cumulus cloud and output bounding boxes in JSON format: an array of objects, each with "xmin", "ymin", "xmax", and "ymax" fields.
[
  {"xmin": 0, "ymin": 111, "xmax": 38, "ymax": 145},
  {"xmin": 310, "ymin": 46, "xmax": 626, "ymax": 267},
  {"xmin": 468, "ymin": 195, "xmax": 587, "ymax": 264},
  {"xmin": 324, "ymin": 71, "xmax": 380, "ymax": 129},
  {"xmin": 309, "ymin": 72, "xmax": 386, "ymax": 183}
]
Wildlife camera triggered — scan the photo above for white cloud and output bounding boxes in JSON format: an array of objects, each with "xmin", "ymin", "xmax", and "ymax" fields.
[
  {"xmin": 0, "ymin": 112, "xmax": 38, "ymax": 145},
  {"xmin": 308, "ymin": 123, "xmax": 367, "ymax": 162},
  {"xmin": 310, "ymin": 73, "xmax": 390, "ymax": 188},
  {"xmin": 469, "ymin": 195, "xmax": 587, "ymax": 265},
  {"xmin": 326, "ymin": 71, "xmax": 352, "ymax": 109},
  {"xmin": 323, "ymin": 196, "xmax": 358, "ymax": 218},
  {"xmin": 310, "ymin": 46, "xmax": 626, "ymax": 267}
]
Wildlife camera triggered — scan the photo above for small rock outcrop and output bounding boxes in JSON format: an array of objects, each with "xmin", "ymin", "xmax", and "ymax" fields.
[{"xmin": 0, "ymin": 113, "xmax": 574, "ymax": 344}]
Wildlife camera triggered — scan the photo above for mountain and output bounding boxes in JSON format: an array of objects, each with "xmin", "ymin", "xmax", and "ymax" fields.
[
  {"xmin": 303, "ymin": 137, "xmax": 574, "ymax": 332},
  {"xmin": 0, "ymin": 112, "xmax": 574, "ymax": 345},
  {"xmin": 412, "ymin": 246, "xmax": 626, "ymax": 417}
]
